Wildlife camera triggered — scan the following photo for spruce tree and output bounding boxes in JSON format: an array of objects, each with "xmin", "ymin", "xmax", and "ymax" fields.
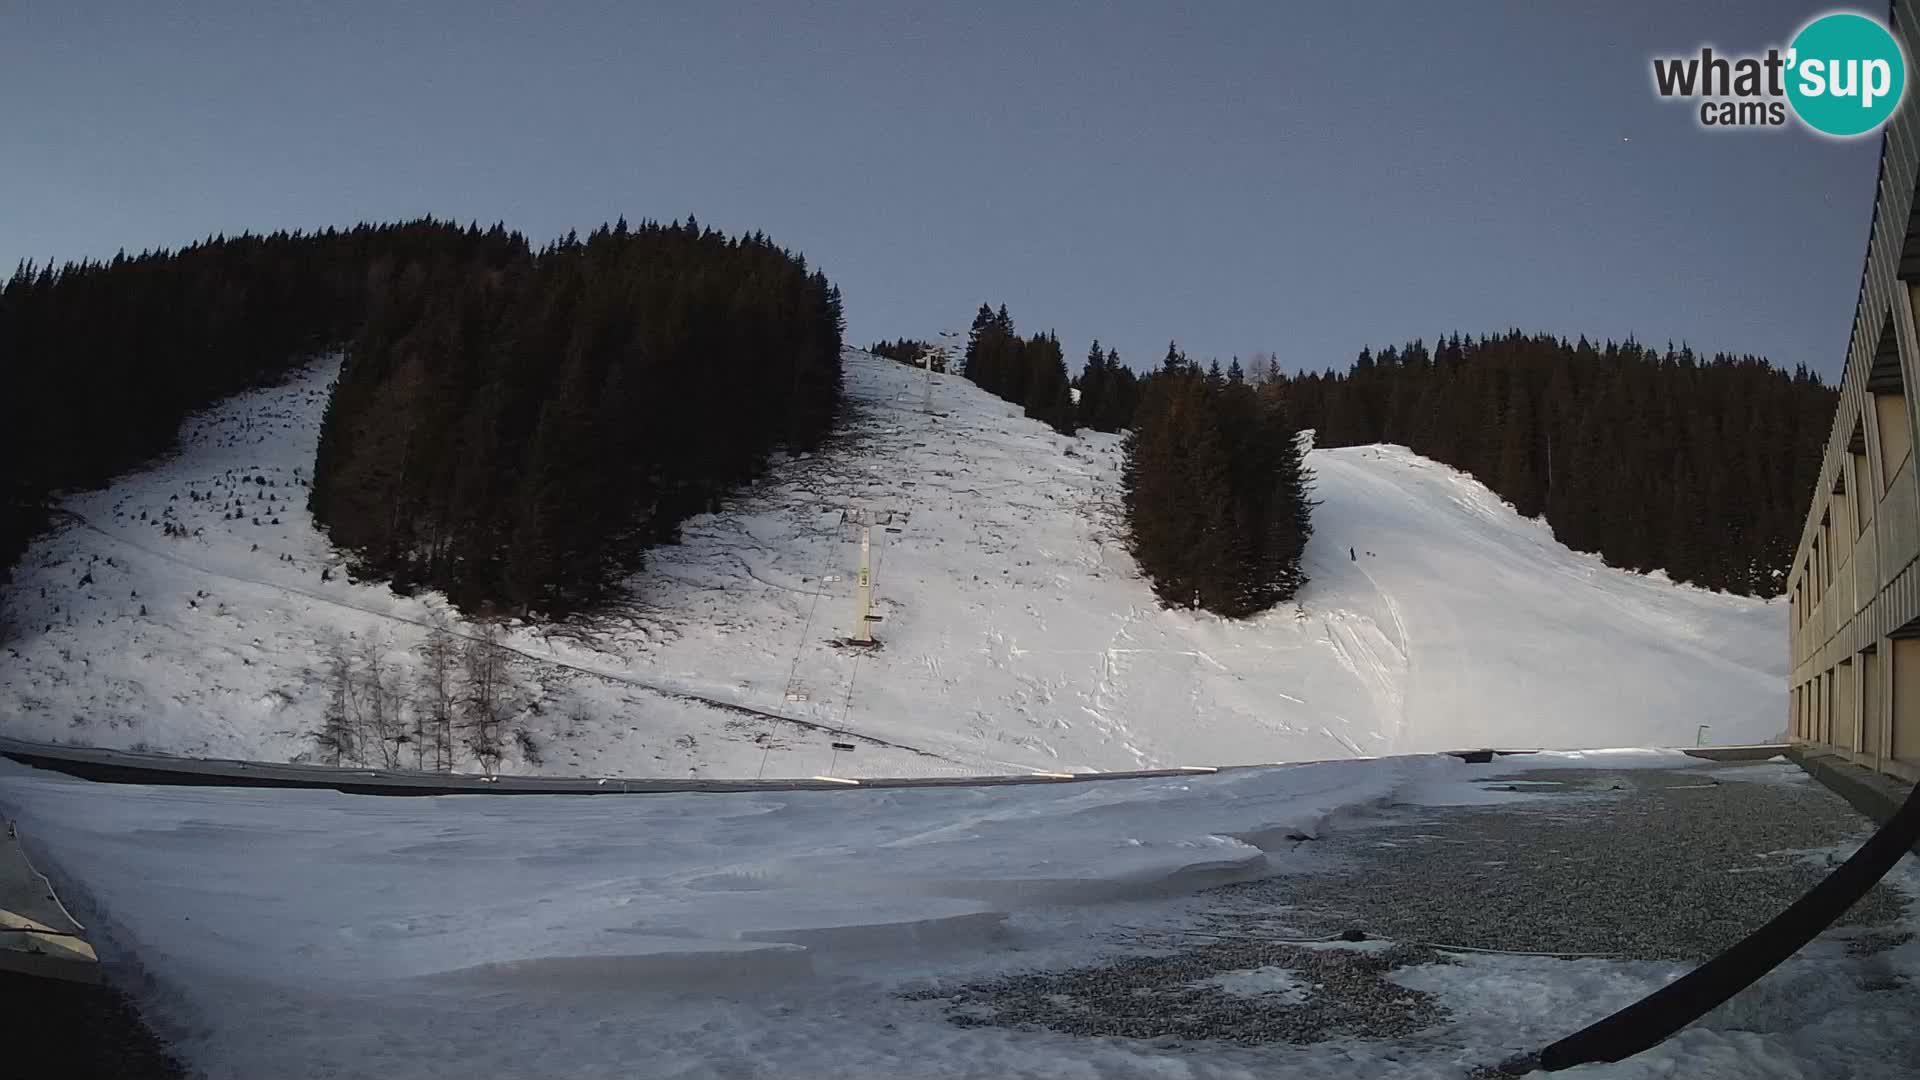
[
  {"xmin": 1077, "ymin": 340, "xmax": 1107, "ymax": 430},
  {"xmin": 1104, "ymin": 348, "xmax": 1138, "ymax": 431},
  {"xmin": 1123, "ymin": 365, "xmax": 1314, "ymax": 617},
  {"xmin": 1022, "ymin": 332, "xmax": 1075, "ymax": 434}
]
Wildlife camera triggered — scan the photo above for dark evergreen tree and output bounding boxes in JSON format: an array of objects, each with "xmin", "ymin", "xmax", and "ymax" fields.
[
  {"xmin": 1123, "ymin": 364, "xmax": 1314, "ymax": 617},
  {"xmin": 1076, "ymin": 340, "xmax": 1108, "ymax": 429},
  {"xmin": 1163, "ymin": 340, "xmax": 1186, "ymax": 373},
  {"xmin": 1021, "ymin": 331, "xmax": 1075, "ymax": 434},
  {"xmin": 1103, "ymin": 348, "xmax": 1141, "ymax": 431},
  {"xmin": 1075, "ymin": 343, "xmax": 1140, "ymax": 432}
]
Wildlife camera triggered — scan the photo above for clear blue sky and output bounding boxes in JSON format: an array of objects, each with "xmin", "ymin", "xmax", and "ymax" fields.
[{"xmin": 0, "ymin": 1, "xmax": 1883, "ymax": 378}]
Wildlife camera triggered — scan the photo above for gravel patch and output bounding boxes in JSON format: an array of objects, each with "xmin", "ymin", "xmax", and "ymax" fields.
[
  {"xmin": 1207, "ymin": 765, "xmax": 1908, "ymax": 962},
  {"xmin": 903, "ymin": 940, "xmax": 1451, "ymax": 1046},
  {"xmin": 906, "ymin": 762, "xmax": 1914, "ymax": 1049},
  {"xmin": 1847, "ymin": 929, "xmax": 1915, "ymax": 957}
]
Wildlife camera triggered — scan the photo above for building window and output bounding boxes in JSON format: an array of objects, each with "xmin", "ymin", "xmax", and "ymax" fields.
[
  {"xmin": 1812, "ymin": 537, "xmax": 1823, "ymax": 606},
  {"xmin": 1849, "ymin": 420, "xmax": 1872, "ymax": 536},
  {"xmin": 1870, "ymin": 310, "xmax": 1909, "ymax": 493},
  {"xmin": 1821, "ymin": 509, "xmax": 1834, "ymax": 585}
]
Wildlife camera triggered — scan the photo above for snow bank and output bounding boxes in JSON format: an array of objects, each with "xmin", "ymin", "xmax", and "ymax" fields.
[
  {"xmin": 0, "ymin": 753, "xmax": 1446, "ymax": 978},
  {"xmin": 1392, "ymin": 934, "xmax": 1920, "ymax": 1080},
  {"xmin": 0, "ymin": 753, "xmax": 1459, "ymax": 1077},
  {"xmin": 6, "ymin": 750, "xmax": 1912, "ymax": 1079}
]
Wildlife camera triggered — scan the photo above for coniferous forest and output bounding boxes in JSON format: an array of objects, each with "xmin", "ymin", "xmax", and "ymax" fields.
[
  {"xmin": 887, "ymin": 320, "xmax": 1138, "ymax": 433},
  {"xmin": 1, "ymin": 217, "xmax": 842, "ymax": 624},
  {"xmin": 1275, "ymin": 332, "xmax": 1835, "ymax": 597},
  {"xmin": 961, "ymin": 304, "xmax": 1076, "ymax": 435},
  {"xmin": 0, "ymin": 221, "xmax": 522, "ymax": 610},
  {"xmin": 1122, "ymin": 345, "xmax": 1314, "ymax": 617},
  {"xmin": 310, "ymin": 220, "xmax": 844, "ymax": 616},
  {"xmin": 869, "ymin": 337, "xmax": 944, "ymax": 371},
  {"xmin": 1073, "ymin": 340, "xmax": 1141, "ymax": 433}
]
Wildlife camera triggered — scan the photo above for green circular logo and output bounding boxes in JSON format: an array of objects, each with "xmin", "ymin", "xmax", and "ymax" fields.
[{"xmin": 1787, "ymin": 13, "xmax": 1906, "ymax": 137}]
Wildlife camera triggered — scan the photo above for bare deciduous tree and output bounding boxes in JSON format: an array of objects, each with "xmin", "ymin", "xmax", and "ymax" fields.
[
  {"xmin": 460, "ymin": 619, "xmax": 518, "ymax": 774},
  {"xmin": 314, "ymin": 631, "xmax": 359, "ymax": 766},
  {"xmin": 358, "ymin": 635, "xmax": 407, "ymax": 769},
  {"xmin": 415, "ymin": 616, "xmax": 459, "ymax": 772}
]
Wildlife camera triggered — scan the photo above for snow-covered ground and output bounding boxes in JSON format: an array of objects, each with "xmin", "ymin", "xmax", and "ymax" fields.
[
  {"xmin": 0, "ymin": 349, "xmax": 1785, "ymax": 778},
  {"xmin": 2, "ymin": 750, "xmax": 1909, "ymax": 1079}
]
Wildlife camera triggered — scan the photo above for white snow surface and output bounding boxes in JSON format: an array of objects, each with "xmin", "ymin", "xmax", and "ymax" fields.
[
  {"xmin": 0, "ymin": 753, "xmax": 1435, "ymax": 1079},
  {"xmin": 2, "ymin": 750, "xmax": 1911, "ymax": 1079},
  {"xmin": 0, "ymin": 349, "xmax": 1784, "ymax": 778}
]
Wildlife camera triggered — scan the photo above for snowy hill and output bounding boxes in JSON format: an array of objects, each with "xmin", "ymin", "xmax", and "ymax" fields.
[{"xmin": 0, "ymin": 349, "xmax": 1785, "ymax": 777}]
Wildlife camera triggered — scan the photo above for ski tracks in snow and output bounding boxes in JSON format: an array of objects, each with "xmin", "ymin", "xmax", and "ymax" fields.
[{"xmin": 1347, "ymin": 556, "xmax": 1414, "ymax": 752}]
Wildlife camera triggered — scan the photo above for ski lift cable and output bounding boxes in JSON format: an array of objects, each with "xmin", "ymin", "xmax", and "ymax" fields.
[
  {"xmin": 834, "ymin": 519, "xmax": 891, "ymax": 737},
  {"xmin": 761, "ymin": 508, "xmax": 840, "ymax": 780},
  {"xmin": 783, "ymin": 512, "xmax": 836, "ymax": 686}
]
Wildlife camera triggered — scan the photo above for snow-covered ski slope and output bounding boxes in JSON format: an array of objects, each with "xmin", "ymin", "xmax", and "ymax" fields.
[{"xmin": 0, "ymin": 349, "xmax": 1784, "ymax": 777}]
